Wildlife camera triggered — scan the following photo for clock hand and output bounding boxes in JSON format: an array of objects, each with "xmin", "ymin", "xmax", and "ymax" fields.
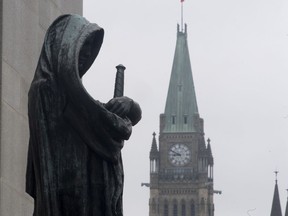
[{"xmin": 170, "ymin": 150, "xmax": 181, "ymax": 156}]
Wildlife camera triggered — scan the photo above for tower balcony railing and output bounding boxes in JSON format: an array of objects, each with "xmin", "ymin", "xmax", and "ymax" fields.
[{"xmin": 158, "ymin": 168, "xmax": 197, "ymax": 182}]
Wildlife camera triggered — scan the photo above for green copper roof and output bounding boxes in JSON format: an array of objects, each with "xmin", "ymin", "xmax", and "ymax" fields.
[{"xmin": 163, "ymin": 24, "xmax": 198, "ymax": 133}]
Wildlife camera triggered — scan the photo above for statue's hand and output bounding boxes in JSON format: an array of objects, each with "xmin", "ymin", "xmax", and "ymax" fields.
[
  {"xmin": 127, "ymin": 101, "xmax": 141, "ymax": 126},
  {"xmin": 105, "ymin": 96, "xmax": 133, "ymax": 118}
]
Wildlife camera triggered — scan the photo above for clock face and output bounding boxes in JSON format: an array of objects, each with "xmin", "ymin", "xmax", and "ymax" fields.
[{"xmin": 168, "ymin": 144, "xmax": 191, "ymax": 166}]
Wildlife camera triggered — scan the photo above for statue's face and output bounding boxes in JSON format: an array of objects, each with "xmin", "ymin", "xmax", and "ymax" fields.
[{"xmin": 78, "ymin": 35, "xmax": 94, "ymax": 77}]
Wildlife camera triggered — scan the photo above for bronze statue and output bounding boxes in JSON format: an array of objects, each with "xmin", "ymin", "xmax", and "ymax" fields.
[{"xmin": 26, "ymin": 14, "xmax": 141, "ymax": 216}]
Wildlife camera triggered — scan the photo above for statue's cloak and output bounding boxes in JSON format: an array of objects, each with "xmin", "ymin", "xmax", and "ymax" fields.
[{"xmin": 26, "ymin": 14, "xmax": 131, "ymax": 216}]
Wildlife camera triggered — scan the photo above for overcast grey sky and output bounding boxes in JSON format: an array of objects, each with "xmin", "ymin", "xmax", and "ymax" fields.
[{"xmin": 83, "ymin": 0, "xmax": 288, "ymax": 215}]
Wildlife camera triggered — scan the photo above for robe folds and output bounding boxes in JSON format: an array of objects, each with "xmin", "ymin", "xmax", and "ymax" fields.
[{"xmin": 26, "ymin": 14, "xmax": 137, "ymax": 216}]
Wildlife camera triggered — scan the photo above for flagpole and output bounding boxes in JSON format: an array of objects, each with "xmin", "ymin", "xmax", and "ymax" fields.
[{"xmin": 181, "ymin": 1, "xmax": 183, "ymax": 32}]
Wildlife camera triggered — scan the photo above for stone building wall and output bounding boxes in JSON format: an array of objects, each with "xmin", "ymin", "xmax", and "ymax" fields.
[{"xmin": 0, "ymin": 1, "xmax": 82, "ymax": 215}]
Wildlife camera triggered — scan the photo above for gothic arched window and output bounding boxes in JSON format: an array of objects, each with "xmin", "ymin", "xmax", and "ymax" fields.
[
  {"xmin": 181, "ymin": 200, "xmax": 186, "ymax": 216},
  {"xmin": 200, "ymin": 198, "xmax": 205, "ymax": 211},
  {"xmin": 152, "ymin": 198, "xmax": 156, "ymax": 213},
  {"xmin": 164, "ymin": 200, "xmax": 169, "ymax": 216},
  {"xmin": 173, "ymin": 200, "xmax": 178, "ymax": 216},
  {"xmin": 190, "ymin": 200, "xmax": 195, "ymax": 216}
]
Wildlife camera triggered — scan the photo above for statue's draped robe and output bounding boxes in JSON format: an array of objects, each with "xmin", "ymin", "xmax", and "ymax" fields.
[{"xmin": 26, "ymin": 15, "xmax": 132, "ymax": 216}]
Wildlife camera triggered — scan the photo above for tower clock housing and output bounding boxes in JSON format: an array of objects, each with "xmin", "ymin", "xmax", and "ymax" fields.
[{"xmin": 149, "ymin": 24, "xmax": 214, "ymax": 216}]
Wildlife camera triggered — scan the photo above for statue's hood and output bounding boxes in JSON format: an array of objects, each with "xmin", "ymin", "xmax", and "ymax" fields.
[{"xmin": 33, "ymin": 14, "xmax": 104, "ymax": 83}]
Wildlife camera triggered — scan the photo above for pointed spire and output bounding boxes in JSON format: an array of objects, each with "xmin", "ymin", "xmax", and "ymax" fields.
[
  {"xmin": 150, "ymin": 132, "xmax": 158, "ymax": 152},
  {"xmin": 285, "ymin": 189, "xmax": 288, "ymax": 216},
  {"xmin": 206, "ymin": 138, "xmax": 214, "ymax": 165},
  {"xmin": 163, "ymin": 24, "xmax": 198, "ymax": 133},
  {"xmin": 207, "ymin": 138, "xmax": 212, "ymax": 156},
  {"xmin": 270, "ymin": 171, "xmax": 282, "ymax": 216},
  {"xmin": 150, "ymin": 132, "xmax": 159, "ymax": 159}
]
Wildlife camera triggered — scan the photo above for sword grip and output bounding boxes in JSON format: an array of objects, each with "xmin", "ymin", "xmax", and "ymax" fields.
[{"xmin": 114, "ymin": 64, "xmax": 126, "ymax": 98}]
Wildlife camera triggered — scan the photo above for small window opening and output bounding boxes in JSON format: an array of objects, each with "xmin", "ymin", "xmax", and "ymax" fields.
[
  {"xmin": 184, "ymin": 115, "xmax": 188, "ymax": 124},
  {"xmin": 172, "ymin": 115, "xmax": 176, "ymax": 124}
]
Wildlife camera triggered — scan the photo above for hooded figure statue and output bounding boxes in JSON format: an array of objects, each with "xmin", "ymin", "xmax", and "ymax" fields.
[{"xmin": 26, "ymin": 14, "xmax": 141, "ymax": 216}]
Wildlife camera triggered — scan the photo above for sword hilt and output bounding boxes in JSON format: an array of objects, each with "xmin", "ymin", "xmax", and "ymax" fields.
[{"xmin": 114, "ymin": 64, "xmax": 126, "ymax": 98}]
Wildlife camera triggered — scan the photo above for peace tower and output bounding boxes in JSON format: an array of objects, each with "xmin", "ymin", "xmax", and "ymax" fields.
[{"xmin": 148, "ymin": 24, "xmax": 215, "ymax": 216}]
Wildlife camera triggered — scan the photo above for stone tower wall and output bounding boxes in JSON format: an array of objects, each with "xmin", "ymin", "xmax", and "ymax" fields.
[{"xmin": 0, "ymin": 1, "xmax": 82, "ymax": 215}]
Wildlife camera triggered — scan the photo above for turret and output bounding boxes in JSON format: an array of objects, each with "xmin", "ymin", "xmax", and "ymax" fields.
[
  {"xmin": 206, "ymin": 138, "xmax": 214, "ymax": 181},
  {"xmin": 150, "ymin": 132, "xmax": 159, "ymax": 174},
  {"xmin": 198, "ymin": 138, "xmax": 214, "ymax": 182}
]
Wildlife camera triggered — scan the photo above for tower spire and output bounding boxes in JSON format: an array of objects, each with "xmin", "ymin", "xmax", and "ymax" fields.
[
  {"xmin": 163, "ymin": 24, "xmax": 198, "ymax": 133},
  {"xmin": 270, "ymin": 171, "xmax": 282, "ymax": 216},
  {"xmin": 285, "ymin": 189, "xmax": 288, "ymax": 216}
]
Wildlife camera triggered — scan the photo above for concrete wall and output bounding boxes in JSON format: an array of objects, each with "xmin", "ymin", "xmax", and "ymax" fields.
[{"xmin": 0, "ymin": 0, "xmax": 82, "ymax": 215}]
